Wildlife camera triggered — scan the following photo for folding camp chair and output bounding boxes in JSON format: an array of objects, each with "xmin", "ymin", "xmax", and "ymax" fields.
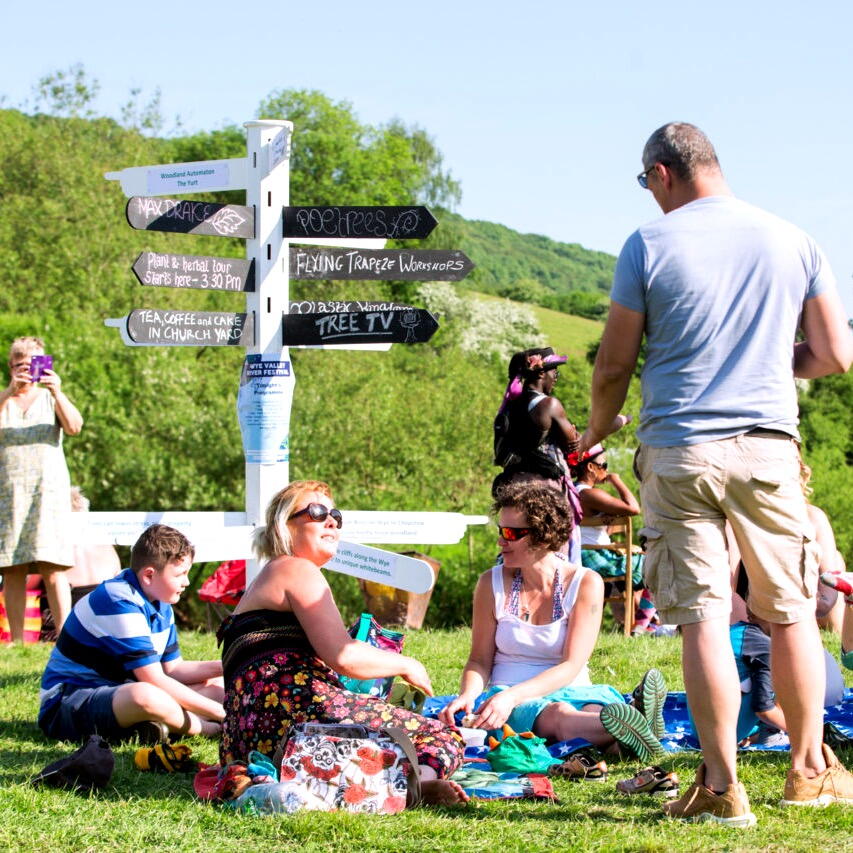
[{"xmin": 198, "ymin": 559, "xmax": 245, "ymax": 631}]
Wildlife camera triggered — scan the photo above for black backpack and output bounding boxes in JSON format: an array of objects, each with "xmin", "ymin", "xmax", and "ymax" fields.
[{"xmin": 493, "ymin": 409, "xmax": 522, "ymax": 468}]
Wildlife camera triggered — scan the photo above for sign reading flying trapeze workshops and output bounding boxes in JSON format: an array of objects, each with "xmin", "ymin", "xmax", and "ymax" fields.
[{"xmin": 101, "ymin": 120, "xmax": 483, "ymax": 588}]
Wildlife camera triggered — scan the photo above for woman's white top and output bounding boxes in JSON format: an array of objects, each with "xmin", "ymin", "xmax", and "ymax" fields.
[
  {"xmin": 575, "ymin": 482, "xmax": 611, "ymax": 546},
  {"xmin": 489, "ymin": 560, "xmax": 592, "ymax": 687}
]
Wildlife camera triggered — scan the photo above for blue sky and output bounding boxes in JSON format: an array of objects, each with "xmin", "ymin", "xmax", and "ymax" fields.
[{"xmin": 6, "ymin": 0, "xmax": 853, "ymax": 314}]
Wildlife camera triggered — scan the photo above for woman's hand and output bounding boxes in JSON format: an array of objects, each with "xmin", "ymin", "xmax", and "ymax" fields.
[
  {"xmin": 471, "ymin": 689, "xmax": 517, "ymax": 731},
  {"xmin": 400, "ymin": 656, "xmax": 434, "ymax": 697},
  {"xmin": 438, "ymin": 692, "xmax": 476, "ymax": 726},
  {"xmin": 38, "ymin": 368, "xmax": 62, "ymax": 396}
]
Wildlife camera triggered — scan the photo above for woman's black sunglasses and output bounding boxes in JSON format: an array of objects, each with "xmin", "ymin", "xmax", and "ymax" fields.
[{"xmin": 290, "ymin": 502, "xmax": 343, "ymax": 528}]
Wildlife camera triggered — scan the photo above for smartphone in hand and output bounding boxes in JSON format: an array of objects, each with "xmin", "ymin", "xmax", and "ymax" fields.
[{"xmin": 29, "ymin": 355, "xmax": 53, "ymax": 382}]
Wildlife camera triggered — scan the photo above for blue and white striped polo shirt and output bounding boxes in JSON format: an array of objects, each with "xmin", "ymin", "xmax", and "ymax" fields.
[{"xmin": 40, "ymin": 569, "xmax": 180, "ymax": 707}]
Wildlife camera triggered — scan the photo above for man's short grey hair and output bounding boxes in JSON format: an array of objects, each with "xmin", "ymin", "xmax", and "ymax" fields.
[{"xmin": 642, "ymin": 122, "xmax": 721, "ymax": 181}]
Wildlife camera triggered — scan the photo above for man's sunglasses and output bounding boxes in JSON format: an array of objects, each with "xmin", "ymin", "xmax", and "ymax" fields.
[
  {"xmin": 497, "ymin": 525, "xmax": 530, "ymax": 541},
  {"xmin": 290, "ymin": 503, "xmax": 343, "ymax": 528},
  {"xmin": 636, "ymin": 165, "xmax": 655, "ymax": 189}
]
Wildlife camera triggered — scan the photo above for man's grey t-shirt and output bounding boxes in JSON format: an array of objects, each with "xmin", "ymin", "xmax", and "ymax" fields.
[{"xmin": 611, "ymin": 196, "xmax": 835, "ymax": 447}]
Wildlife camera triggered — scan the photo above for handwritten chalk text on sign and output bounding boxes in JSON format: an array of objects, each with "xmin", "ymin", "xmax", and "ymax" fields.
[
  {"xmin": 132, "ymin": 252, "xmax": 255, "ymax": 291},
  {"xmin": 282, "ymin": 308, "xmax": 438, "ymax": 346},
  {"xmin": 283, "ymin": 206, "xmax": 437, "ymax": 240},
  {"xmin": 127, "ymin": 309, "xmax": 254, "ymax": 346},
  {"xmin": 126, "ymin": 196, "xmax": 255, "ymax": 238},
  {"xmin": 289, "ymin": 247, "xmax": 473, "ymax": 281}
]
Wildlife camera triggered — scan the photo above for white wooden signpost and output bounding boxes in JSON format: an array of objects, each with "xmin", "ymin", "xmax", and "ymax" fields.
[{"xmin": 103, "ymin": 120, "xmax": 481, "ymax": 591}]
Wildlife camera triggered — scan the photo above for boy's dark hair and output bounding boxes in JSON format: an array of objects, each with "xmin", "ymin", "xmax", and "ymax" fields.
[
  {"xmin": 131, "ymin": 524, "xmax": 195, "ymax": 572},
  {"xmin": 492, "ymin": 480, "xmax": 572, "ymax": 551}
]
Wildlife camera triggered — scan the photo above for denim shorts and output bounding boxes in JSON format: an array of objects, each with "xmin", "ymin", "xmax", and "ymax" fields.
[{"xmin": 38, "ymin": 684, "xmax": 125, "ymax": 743}]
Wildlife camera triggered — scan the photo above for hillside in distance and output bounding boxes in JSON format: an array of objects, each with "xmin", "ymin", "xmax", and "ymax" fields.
[{"xmin": 424, "ymin": 211, "xmax": 616, "ymax": 316}]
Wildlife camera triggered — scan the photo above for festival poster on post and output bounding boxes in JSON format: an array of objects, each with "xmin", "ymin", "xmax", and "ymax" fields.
[{"xmin": 236, "ymin": 355, "xmax": 295, "ymax": 463}]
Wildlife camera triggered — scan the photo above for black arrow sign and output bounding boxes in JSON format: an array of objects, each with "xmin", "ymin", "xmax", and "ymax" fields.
[
  {"xmin": 288, "ymin": 300, "xmax": 413, "ymax": 315},
  {"xmin": 132, "ymin": 252, "xmax": 255, "ymax": 291},
  {"xmin": 283, "ymin": 206, "xmax": 437, "ymax": 240},
  {"xmin": 126, "ymin": 197, "xmax": 254, "ymax": 238},
  {"xmin": 289, "ymin": 247, "xmax": 473, "ymax": 281},
  {"xmin": 127, "ymin": 309, "xmax": 254, "ymax": 346},
  {"xmin": 282, "ymin": 308, "xmax": 439, "ymax": 346}
]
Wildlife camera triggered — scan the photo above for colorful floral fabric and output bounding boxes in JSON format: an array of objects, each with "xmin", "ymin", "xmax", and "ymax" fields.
[
  {"xmin": 278, "ymin": 728, "xmax": 409, "ymax": 813},
  {"xmin": 219, "ymin": 609, "xmax": 463, "ymax": 779}
]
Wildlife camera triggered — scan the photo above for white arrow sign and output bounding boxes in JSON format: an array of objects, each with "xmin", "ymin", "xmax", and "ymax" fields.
[
  {"xmin": 105, "ymin": 158, "xmax": 248, "ymax": 197},
  {"xmin": 105, "ymin": 317, "xmax": 392, "ymax": 351},
  {"xmin": 81, "ymin": 511, "xmax": 488, "ymax": 590},
  {"xmin": 326, "ymin": 542, "xmax": 435, "ymax": 593}
]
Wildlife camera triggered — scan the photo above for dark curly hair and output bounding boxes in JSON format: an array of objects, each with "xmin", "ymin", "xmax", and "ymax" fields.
[{"xmin": 492, "ymin": 481, "xmax": 572, "ymax": 551}]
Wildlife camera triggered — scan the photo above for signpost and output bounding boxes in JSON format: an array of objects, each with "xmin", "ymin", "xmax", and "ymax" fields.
[
  {"xmin": 126, "ymin": 196, "xmax": 254, "ymax": 238},
  {"xmin": 105, "ymin": 157, "xmax": 248, "ymax": 197},
  {"xmin": 283, "ymin": 206, "xmax": 438, "ymax": 240},
  {"xmin": 282, "ymin": 308, "xmax": 438, "ymax": 346},
  {"xmin": 132, "ymin": 252, "xmax": 255, "ymax": 292},
  {"xmin": 81, "ymin": 510, "xmax": 489, "ymax": 588},
  {"xmin": 290, "ymin": 247, "xmax": 474, "ymax": 281},
  {"xmin": 126, "ymin": 309, "xmax": 254, "ymax": 346},
  {"xmin": 104, "ymin": 121, "xmax": 485, "ymax": 591}
]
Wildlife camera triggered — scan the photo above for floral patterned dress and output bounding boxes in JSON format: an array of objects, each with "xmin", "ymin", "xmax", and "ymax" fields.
[{"xmin": 218, "ymin": 609, "xmax": 463, "ymax": 778}]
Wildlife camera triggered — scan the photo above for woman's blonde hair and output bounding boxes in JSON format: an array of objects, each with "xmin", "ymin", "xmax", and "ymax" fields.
[
  {"xmin": 253, "ymin": 480, "xmax": 334, "ymax": 560},
  {"xmin": 8, "ymin": 336, "xmax": 45, "ymax": 364}
]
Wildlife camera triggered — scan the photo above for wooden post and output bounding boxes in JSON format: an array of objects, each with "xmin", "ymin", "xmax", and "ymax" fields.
[{"xmin": 242, "ymin": 120, "xmax": 293, "ymax": 584}]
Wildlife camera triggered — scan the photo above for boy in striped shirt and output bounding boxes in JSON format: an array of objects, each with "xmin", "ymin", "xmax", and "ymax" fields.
[{"xmin": 38, "ymin": 524, "xmax": 224, "ymax": 742}]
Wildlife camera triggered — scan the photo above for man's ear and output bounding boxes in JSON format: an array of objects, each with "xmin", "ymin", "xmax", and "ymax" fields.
[{"xmin": 138, "ymin": 566, "xmax": 156, "ymax": 586}]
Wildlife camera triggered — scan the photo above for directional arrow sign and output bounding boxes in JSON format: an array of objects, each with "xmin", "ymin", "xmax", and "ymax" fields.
[
  {"xmin": 126, "ymin": 309, "xmax": 254, "ymax": 346},
  {"xmin": 288, "ymin": 300, "xmax": 412, "ymax": 315},
  {"xmin": 105, "ymin": 157, "xmax": 248, "ymax": 197},
  {"xmin": 290, "ymin": 247, "xmax": 474, "ymax": 281},
  {"xmin": 132, "ymin": 252, "xmax": 255, "ymax": 292},
  {"xmin": 282, "ymin": 308, "xmax": 438, "ymax": 346},
  {"xmin": 283, "ymin": 206, "xmax": 437, "ymax": 240},
  {"xmin": 126, "ymin": 197, "xmax": 254, "ymax": 238},
  {"xmin": 326, "ymin": 542, "xmax": 435, "ymax": 594}
]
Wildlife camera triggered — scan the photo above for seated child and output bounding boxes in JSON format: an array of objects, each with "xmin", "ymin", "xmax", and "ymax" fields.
[
  {"xmin": 38, "ymin": 524, "xmax": 224, "ymax": 743},
  {"xmin": 697, "ymin": 611, "xmax": 845, "ymax": 745}
]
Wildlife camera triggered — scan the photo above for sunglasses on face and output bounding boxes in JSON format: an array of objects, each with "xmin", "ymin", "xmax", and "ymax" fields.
[
  {"xmin": 497, "ymin": 525, "xmax": 531, "ymax": 541},
  {"xmin": 290, "ymin": 502, "xmax": 343, "ymax": 528}
]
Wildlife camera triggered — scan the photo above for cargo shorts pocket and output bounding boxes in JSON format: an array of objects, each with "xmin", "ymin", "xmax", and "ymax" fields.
[
  {"xmin": 637, "ymin": 527, "xmax": 676, "ymax": 612},
  {"xmin": 799, "ymin": 533, "xmax": 820, "ymax": 598}
]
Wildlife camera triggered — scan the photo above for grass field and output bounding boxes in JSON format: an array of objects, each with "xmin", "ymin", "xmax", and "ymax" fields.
[{"xmin": 2, "ymin": 627, "xmax": 851, "ymax": 851}]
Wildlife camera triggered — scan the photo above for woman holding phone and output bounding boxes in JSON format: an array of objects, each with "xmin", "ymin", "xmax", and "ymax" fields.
[{"xmin": 0, "ymin": 336, "xmax": 83, "ymax": 642}]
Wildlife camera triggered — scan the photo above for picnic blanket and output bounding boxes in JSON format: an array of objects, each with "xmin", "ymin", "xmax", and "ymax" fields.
[{"xmin": 424, "ymin": 688, "xmax": 853, "ymax": 754}]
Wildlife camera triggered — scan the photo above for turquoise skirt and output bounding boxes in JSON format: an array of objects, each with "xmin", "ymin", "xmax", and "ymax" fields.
[{"xmin": 480, "ymin": 683, "xmax": 625, "ymax": 736}]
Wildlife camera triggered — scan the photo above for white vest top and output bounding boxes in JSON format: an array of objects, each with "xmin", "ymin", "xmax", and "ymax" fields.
[{"xmin": 489, "ymin": 561, "xmax": 592, "ymax": 687}]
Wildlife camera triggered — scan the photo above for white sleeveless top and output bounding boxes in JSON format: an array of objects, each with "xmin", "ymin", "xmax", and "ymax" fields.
[
  {"xmin": 489, "ymin": 561, "xmax": 593, "ymax": 687},
  {"xmin": 575, "ymin": 482, "xmax": 611, "ymax": 546}
]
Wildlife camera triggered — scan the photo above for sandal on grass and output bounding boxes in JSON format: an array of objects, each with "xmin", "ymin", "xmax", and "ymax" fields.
[
  {"xmin": 549, "ymin": 751, "xmax": 608, "ymax": 781},
  {"xmin": 615, "ymin": 765, "xmax": 679, "ymax": 797}
]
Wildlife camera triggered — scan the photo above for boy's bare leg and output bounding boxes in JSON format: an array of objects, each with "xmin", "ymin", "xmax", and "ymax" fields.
[{"xmin": 113, "ymin": 682, "xmax": 222, "ymax": 737}]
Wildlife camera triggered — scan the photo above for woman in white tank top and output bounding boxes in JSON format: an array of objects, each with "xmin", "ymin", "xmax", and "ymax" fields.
[{"xmin": 439, "ymin": 483, "xmax": 664, "ymax": 755}]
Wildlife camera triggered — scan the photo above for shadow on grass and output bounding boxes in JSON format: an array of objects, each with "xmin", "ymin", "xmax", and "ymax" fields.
[{"xmin": 0, "ymin": 671, "xmax": 44, "ymax": 690}]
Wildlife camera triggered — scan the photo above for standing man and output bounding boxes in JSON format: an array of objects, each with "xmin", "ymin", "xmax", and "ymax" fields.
[{"xmin": 582, "ymin": 122, "xmax": 853, "ymax": 827}]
